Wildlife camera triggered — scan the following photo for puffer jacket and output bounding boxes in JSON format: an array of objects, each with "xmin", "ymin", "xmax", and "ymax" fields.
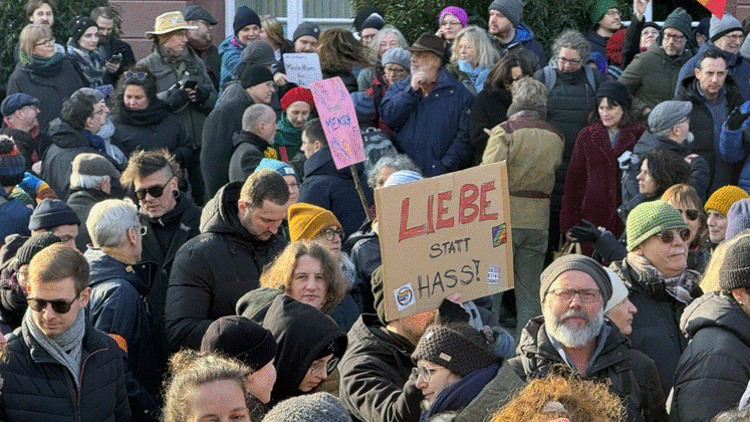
[
  {"xmin": 164, "ymin": 182, "xmax": 287, "ymax": 350},
  {"xmin": 0, "ymin": 318, "xmax": 131, "ymax": 422},
  {"xmin": 508, "ymin": 317, "xmax": 668, "ymax": 422},
  {"xmin": 338, "ymin": 314, "xmax": 423, "ymax": 422},
  {"xmin": 379, "ymin": 68, "xmax": 473, "ymax": 176},
  {"xmin": 228, "ymin": 130, "xmax": 276, "ymax": 183},
  {"xmin": 670, "ymin": 291, "xmax": 750, "ymax": 422}
]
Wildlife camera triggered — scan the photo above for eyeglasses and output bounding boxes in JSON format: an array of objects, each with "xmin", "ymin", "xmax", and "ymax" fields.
[
  {"xmin": 663, "ymin": 33, "xmax": 686, "ymax": 41},
  {"xmin": 309, "ymin": 357, "xmax": 339, "ymax": 376},
  {"xmin": 677, "ymin": 209, "xmax": 701, "ymax": 221},
  {"xmin": 123, "ymin": 71, "xmax": 148, "ymax": 82},
  {"xmin": 441, "ymin": 20, "xmax": 462, "ymax": 28},
  {"xmin": 656, "ymin": 228, "xmax": 691, "ymax": 243},
  {"xmin": 321, "ymin": 227, "xmax": 344, "ymax": 241},
  {"xmin": 558, "ymin": 56, "xmax": 581, "ymax": 65},
  {"xmin": 547, "ymin": 288, "xmax": 602, "ymax": 303},
  {"xmin": 723, "ymin": 33, "xmax": 745, "ymax": 41},
  {"xmin": 135, "ymin": 177, "xmax": 174, "ymax": 200},
  {"xmin": 384, "ymin": 66, "xmax": 407, "ymax": 75},
  {"xmin": 34, "ymin": 38, "xmax": 55, "ymax": 46},
  {"xmin": 132, "ymin": 225, "xmax": 147, "ymax": 236},
  {"xmin": 605, "ymin": 9, "xmax": 620, "ymax": 17},
  {"xmin": 27, "ymin": 295, "xmax": 79, "ymax": 314},
  {"xmin": 412, "ymin": 365, "xmax": 438, "ymax": 382}
]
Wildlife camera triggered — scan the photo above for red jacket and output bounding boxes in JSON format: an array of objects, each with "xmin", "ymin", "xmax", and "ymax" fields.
[{"xmin": 560, "ymin": 121, "xmax": 646, "ymax": 238}]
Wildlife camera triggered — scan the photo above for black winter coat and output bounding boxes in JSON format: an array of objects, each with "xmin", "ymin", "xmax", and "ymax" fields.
[
  {"xmin": 469, "ymin": 87, "xmax": 512, "ymax": 165},
  {"xmin": 0, "ymin": 318, "xmax": 131, "ymax": 422},
  {"xmin": 66, "ymin": 187, "xmax": 111, "ymax": 251},
  {"xmin": 165, "ymin": 182, "xmax": 286, "ymax": 350},
  {"xmin": 338, "ymin": 314, "xmax": 423, "ymax": 422},
  {"xmin": 347, "ymin": 219, "xmax": 381, "ymax": 314},
  {"xmin": 228, "ymin": 130, "xmax": 271, "ymax": 183},
  {"xmin": 670, "ymin": 292, "xmax": 750, "ymax": 422},
  {"xmin": 508, "ymin": 317, "xmax": 668, "ymax": 422}
]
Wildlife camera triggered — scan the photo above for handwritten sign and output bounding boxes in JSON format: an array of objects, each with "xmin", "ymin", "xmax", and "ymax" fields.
[
  {"xmin": 375, "ymin": 162, "xmax": 514, "ymax": 321},
  {"xmin": 309, "ymin": 77, "xmax": 367, "ymax": 169},
  {"xmin": 283, "ymin": 53, "xmax": 323, "ymax": 88}
]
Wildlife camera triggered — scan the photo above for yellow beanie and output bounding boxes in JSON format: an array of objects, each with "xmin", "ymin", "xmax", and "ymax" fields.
[
  {"xmin": 705, "ymin": 185, "xmax": 750, "ymax": 216},
  {"xmin": 288, "ymin": 203, "xmax": 342, "ymax": 241}
]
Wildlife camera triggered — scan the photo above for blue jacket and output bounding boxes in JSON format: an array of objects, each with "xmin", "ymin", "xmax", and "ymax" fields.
[
  {"xmin": 218, "ymin": 36, "xmax": 243, "ymax": 90},
  {"xmin": 299, "ymin": 146, "xmax": 373, "ymax": 240},
  {"xmin": 379, "ymin": 68, "xmax": 473, "ymax": 176},
  {"xmin": 676, "ymin": 41, "xmax": 750, "ymax": 101},
  {"xmin": 719, "ymin": 100, "xmax": 750, "ymax": 192},
  {"xmin": 0, "ymin": 189, "xmax": 32, "ymax": 241}
]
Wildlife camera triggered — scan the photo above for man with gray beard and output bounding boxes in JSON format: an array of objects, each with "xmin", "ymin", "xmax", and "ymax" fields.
[{"xmin": 508, "ymin": 254, "xmax": 668, "ymax": 422}]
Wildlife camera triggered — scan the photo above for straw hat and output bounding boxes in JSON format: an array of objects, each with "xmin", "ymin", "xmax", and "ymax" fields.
[{"xmin": 145, "ymin": 11, "xmax": 197, "ymax": 38}]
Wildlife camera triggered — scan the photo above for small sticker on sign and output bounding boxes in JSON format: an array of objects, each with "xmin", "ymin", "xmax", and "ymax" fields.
[
  {"xmin": 487, "ymin": 266, "xmax": 501, "ymax": 285},
  {"xmin": 394, "ymin": 283, "xmax": 416, "ymax": 311},
  {"xmin": 492, "ymin": 224, "xmax": 507, "ymax": 247}
]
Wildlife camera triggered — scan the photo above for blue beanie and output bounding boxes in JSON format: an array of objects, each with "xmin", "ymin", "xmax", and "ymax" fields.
[
  {"xmin": 383, "ymin": 170, "xmax": 423, "ymax": 187},
  {"xmin": 255, "ymin": 158, "xmax": 300, "ymax": 184},
  {"xmin": 234, "ymin": 6, "xmax": 260, "ymax": 36}
]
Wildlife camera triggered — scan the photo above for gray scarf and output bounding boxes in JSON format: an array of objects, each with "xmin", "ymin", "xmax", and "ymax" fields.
[
  {"xmin": 23, "ymin": 307, "xmax": 86, "ymax": 388},
  {"xmin": 627, "ymin": 253, "xmax": 701, "ymax": 305}
]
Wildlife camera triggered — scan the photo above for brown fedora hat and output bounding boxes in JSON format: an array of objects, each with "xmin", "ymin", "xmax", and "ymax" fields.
[{"xmin": 407, "ymin": 33, "xmax": 446, "ymax": 58}]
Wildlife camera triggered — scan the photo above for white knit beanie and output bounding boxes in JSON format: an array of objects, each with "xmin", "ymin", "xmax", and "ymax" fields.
[{"xmin": 604, "ymin": 267, "xmax": 629, "ymax": 313}]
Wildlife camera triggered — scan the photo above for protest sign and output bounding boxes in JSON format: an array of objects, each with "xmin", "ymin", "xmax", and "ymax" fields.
[
  {"xmin": 309, "ymin": 77, "xmax": 367, "ymax": 169},
  {"xmin": 375, "ymin": 162, "xmax": 513, "ymax": 321},
  {"xmin": 283, "ymin": 53, "xmax": 323, "ymax": 88}
]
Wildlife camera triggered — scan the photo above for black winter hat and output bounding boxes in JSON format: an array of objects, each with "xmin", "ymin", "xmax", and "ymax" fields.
[
  {"xmin": 292, "ymin": 22, "xmax": 321, "ymax": 42},
  {"xmin": 720, "ymin": 236, "xmax": 750, "ymax": 291},
  {"xmin": 596, "ymin": 80, "xmax": 631, "ymax": 110},
  {"xmin": 14, "ymin": 232, "xmax": 61, "ymax": 270},
  {"xmin": 201, "ymin": 315, "xmax": 278, "ymax": 370},
  {"xmin": 240, "ymin": 64, "xmax": 273, "ymax": 89},
  {"xmin": 412, "ymin": 324, "xmax": 499, "ymax": 377},
  {"xmin": 234, "ymin": 6, "xmax": 261, "ymax": 36},
  {"xmin": 28, "ymin": 199, "xmax": 81, "ymax": 231},
  {"xmin": 353, "ymin": 6, "xmax": 382, "ymax": 32},
  {"xmin": 0, "ymin": 137, "xmax": 25, "ymax": 187},
  {"xmin": 69, "ymin": 16, "xmax": 97, "ymax": 43}
]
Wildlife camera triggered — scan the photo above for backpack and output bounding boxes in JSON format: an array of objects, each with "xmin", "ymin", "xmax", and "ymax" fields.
[
  {"xmin": 542, "ymin": 65, "xmax": 599, "ymax": 96},
  {"xmin": 361, "ymin": 127, "xmax": 397, "ymax": 173}
]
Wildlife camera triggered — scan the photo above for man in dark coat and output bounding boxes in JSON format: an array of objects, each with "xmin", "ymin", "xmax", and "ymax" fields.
[
  {"xmin": 1, "ymin": 93, "xmax": 51, "ymax": 164},
  {"xmin": 165, "ymin": 169, "xmax": 288, "ymax": 350},
  {"xmin": 298, "ymin": 118, "xmax": 373, "ymax": 239},
  {"xmin": 84, "ymin": 199, "xmax": 161, "ymax": 421},
  {"xmin": 119, "ymin": 149, "xmax": 201, "ymax": 368},
  {"xmin": 91, "ymin": 6, "xmax": 136, "ymax": 85},
  {"xmin": 487, "ymin": 0, "xmax": 546, "ymax": 69},
  {"xmin": 183, "ymin": 5, "xmax": 222, "ymax": 90},
  {"xmin": 509, "ymin": 255, "xmax": 668, "ymax": 422},
  {"xmin": 0, "ymin": 243, "xmax": 131, "ymax": 422},
  {"xmin": 229, "ymin": 104, "xmax": 278, "ymax": 182},
  {"xmin": 201, "ymin": 65, "xmax": 275, "ymax": 200},
  {"xmin": 585, "ymin": 0, "xmax": 622, "ymax": 58}
]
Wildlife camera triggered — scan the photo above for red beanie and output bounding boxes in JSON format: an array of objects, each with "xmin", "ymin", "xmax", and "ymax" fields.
[
  {"xmin": 606, "ymin": 29, "xmax": 626, "ymax": 66},
  {"xmin": 280, "ymin": 87, "xmax": 315, "ymax": 113}
]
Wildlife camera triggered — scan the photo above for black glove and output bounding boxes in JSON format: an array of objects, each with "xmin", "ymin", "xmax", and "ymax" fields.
[
  {"xmin": 726, "ymin": 105, "xmax": 750, "ymax": 131},
  {"xmin": 569, "ymin": 219, "xmax": 603, "ymax": 243},
  {"xmin": 165, "ymin": 85, "xmax": 190, "ymax": 111},
  {"xmin": 193, "ymin": 83, "xmax": 210, "ymax": 104},
  {"xmin": 434, "ymin": 299, "xmax": 470, "ymax": 326}
]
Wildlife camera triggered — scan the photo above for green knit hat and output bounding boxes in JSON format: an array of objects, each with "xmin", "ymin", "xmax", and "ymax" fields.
[
  {"xmin": 705, "ymin": 185, "xmax": 750, "ymax": 216},
  {"xmin": 626, "ymin": 201, "xmax": 688, "ymax": 251},
  {"xmin": 590, "ymin": 0, "xmax": 619, "ymax": 26}
]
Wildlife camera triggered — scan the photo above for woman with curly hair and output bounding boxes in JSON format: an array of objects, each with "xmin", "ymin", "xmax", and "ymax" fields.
[{"xmin": 318, "ymin": 28, "xmax": 372, "ymax": 93}]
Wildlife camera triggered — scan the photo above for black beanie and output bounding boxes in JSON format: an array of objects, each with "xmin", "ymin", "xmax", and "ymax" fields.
[
  {"xmin": 371, "ymin": 266, "xmax": 386, "ymax": 324},
  {"xmin": 354, "ymin": 6, "xmax": 382, "ymax": 32},
  {"xmin": 596, "ymin": 80, "xmax": 631, "ymax": 110},
  {"xmin": 0, "ymin": 137, "xmax": 25, "ymax": 187},
  {"xmin": 28, "ymin": 199, "xmax": 81, "ymax": 231},
  {"xmin": 201, "ymin": 316, "xmax": 278, "ymax": 370},
  {"xmin": 240, "ymin": 64, "xmax": 273, "ymax": 89},
  {"xmin": 412, "ymin": 324, "xmax": 499, "ymax": 377},
  {"xmin": 69, "ymin": 16, "xmax": 97, "ymax": 43},
  {"xmin": 720, "ymin": 236, "xmax": 750, "ymax": 291},
  {"xmin": 14, "ymin": 232, "xmax": 61, "ymax": 270},
  {"xmin": 234, "ymin": 6, "xmax": 261, "ymax": 36}
]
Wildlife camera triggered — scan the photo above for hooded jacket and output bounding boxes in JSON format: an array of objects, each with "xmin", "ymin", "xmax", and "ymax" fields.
[
  {"xmin": 228, "ymin": 130, "xmax": 275, "ymax": 183},
  {"xmin": 165, "ymin": 182, "xmax": 286, "ymax": 350},
  {"xmin": 489, "ymin": 24, "xmax": 546, "ymax": 71},
  {"xmin": 508, "ymin": 317, "xmax": 668, "ymax": 422},
  {"xmin": 262, "ymin": 294, "xmax": 347, "ymax": 404},
  {"xmin": 676, "ymin": 40, "xmax": 750, "ymax": 101},
  {"xmin": 670, "ymin": 292, "xmax": 750, "ymax": 422},
  {"xmin": 299, "ymin": 146, "xmax": 373, "ymax": 239},
  {"xmin": 338, "ymin": 314, "xmax": 423, "ymax": 422},
  {"xmin": 66, "ymin": 187, "xmax": 111, "ymax": 250}
]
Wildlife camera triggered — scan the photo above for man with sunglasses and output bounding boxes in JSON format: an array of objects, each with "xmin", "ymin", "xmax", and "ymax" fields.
[
  {"xmin": 609, "ymin": 200, "xmax": 702, "ymax": 393},
  {"xmin": 508, "ymin": 254, "xmax": 667, "ymax": 422},
  {"xmin": 83, "ymin": 199, "xmax": 161, "ymax": 421},
  {"xmin": 0, "ymin": 243, "xmax": 131, "ymax": 422}
]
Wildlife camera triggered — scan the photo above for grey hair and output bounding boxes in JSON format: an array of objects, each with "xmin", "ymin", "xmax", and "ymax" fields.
[
  {"xmin": 87, "ymin": 199, "xmax": 139, "ymax": 248},
  {"xmin": 70, "ymin": 173, "xmax": 109, "ymax": 190},
  {"xmin": 511, "ymin": 77, "xmax": 548, "ymax": 114},
  {"xmin": 551, "ymin": 29, "xmax": 590, "ymax": 64},
  {"xmin": 368, "ymin": 25, "xmax": 408, "ymax": 58},
  {"xmin": 450, "ymin": 26, "xmax": 500, "ymax": 70},
  {"xmin": 242, "ymin": 104, "xmax": 274, "ymax": 132},
  {"xmin": 367, "ymin": 153, "xmax": 421, "ymax": 188},
  {"xmin": 654, "ymin": 128, "xmax": 673, "ymax": 138}
]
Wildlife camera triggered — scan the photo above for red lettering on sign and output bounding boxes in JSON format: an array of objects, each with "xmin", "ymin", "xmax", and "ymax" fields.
[
  {"xmin": 399, "ymin": 198, "xmax": 425, "ymax": 241},
  {"xmin": 480, "ymin": 181, "xmax": 498, "ymax": 221},
  {"xmin": 436, "ymin": 191, "xmax": 454, "ymax": 229},
  {"xmin": 459, "ymin": 184, "xmax": 479, "ymax": 224}
]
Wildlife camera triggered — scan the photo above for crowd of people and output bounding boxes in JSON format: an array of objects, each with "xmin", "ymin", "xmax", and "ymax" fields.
[{"xmin": 4, "ymin": 0, "xmax": 750, "ymax": 421}]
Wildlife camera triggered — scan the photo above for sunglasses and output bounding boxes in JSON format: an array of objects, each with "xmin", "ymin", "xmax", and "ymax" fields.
[
  {"xmin": 123, "ymin": 71, "xmax": 148, "ymax": 82},
  {"xmin": 321, "ymin": 227, "xmax": 344, "ymax": 241},
  {"xmin": 135, "ymin": 177, "xmax": 173, "ymax": 201},
  {"xmin": 678, "ymin": 208, "xmax": 701, "ymax": 221},
  {"xmin": 27, "ymin": 295, "xmax": 79, "ymax": 314},
  {"xmin": 656, "ymin": 228, "xmax": 691, "ymax": 243}
]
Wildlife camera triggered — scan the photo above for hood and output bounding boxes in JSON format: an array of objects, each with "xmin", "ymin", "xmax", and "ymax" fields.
[
  {"xmin": 47, "ymin": 118, "xmax": 89, "ymax": 149},
  {"xmin": 232, "ymin": 130, "xmax": 269, "ymax": 149},
  {"xmin": 349, "ymin": 313, "xmax": 415, "ymax": 355},
  {"xmin": 199, "ymin": 181, "xmax": 249, "ymax": 237},
  {"xmin": 236, "ymin": 286, "xmax": 283, "ymax": 322},
  {"xmin": 217, "ymin": 80, "xmax": 254, "ymax": 108},
  {"xmin": 84, "ymin": 247, "xmax": 149, "ymax": 296},
  {"xmin": 303, "ymin": 146, "xmax": 364, "ymax": 179},
  {"xmin": 344, "ymin": 218, "xmax": 377, "ymax": 249},
  {"xmin": 681, "ymin": 291, "xmax": 750, "ymax": 347},
  {"xmin": 262, "ymin": 294, "xmax": 347, "ymax": 404},
  {"xmin": 676, "ymin": 71, "xmax": 739, "ymax": 103},
  {"xmin": 218, "ymin": 36, "xmax": 241, "ymax": 56},
  {"xmin": 511, "ymin": 23, "xmax": 535, "ymax": 44},
  {"xmin": 142, "ymin": 193, "xmax": 196, "ymax": 228}
]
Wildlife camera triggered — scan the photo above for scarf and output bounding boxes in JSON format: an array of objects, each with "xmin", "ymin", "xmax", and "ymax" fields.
[
  {"xmin": 273, "ymin": 112, "xmax": 303, "ymax": 161},
  {"xmin": 81, "ymin": 129, "xmax": 107, "ymax": 154},
  {"xmin": 230, "ymin": 36, "xmax": 246, "ymax": 51},
  {"xmin": 156, "ymin": 43, "xmax": 188, "ymax": 65},
  {"xmin": 23, "ymin": 307, "xmax": 86, "ymax": 388},
  {"xmin": 118, "ymin": 100, "xmax": 170, "ymax": 126},
  {"xmin": 627, "ymin": 253, "xmax": 701, "ymax": 305},
  {"xmin": 458, "ymin": 60, "xmax": 489, "ymax": 93},
  {"xmin": 419, "ymin": 364, "xmax": 500, "ymax": 422},
  {"xmin": 66, "ymin": 39, "xmax": 106, "ymax": 87},
  {"xmin": 25, "ymin": 52, "xmax": 64, "ymax": 77}
]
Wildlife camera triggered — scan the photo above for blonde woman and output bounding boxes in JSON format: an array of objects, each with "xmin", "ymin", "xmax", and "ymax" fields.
[{"xmin": 446, "ymin": 26, "xmax": 499, "ymax": 94}]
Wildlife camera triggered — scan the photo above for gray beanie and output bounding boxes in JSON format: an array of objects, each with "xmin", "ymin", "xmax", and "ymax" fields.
[
  {"xmin": 293, "ymin": 22, "xmax": 321, "ymax": 42},
  {"xmin": 540, "ymin": 254, "xmax": 613, "ymax": 304},
  {"xmin": 241, "ymin": 40, "xmax": 276, "ymax": 66},
  {"xmin": 648, "ymin": 100, "xmax": 692, "ymax": 134},
  {"xmin": 726, "ymin": 198, "xmax": 750, "ymax": 241},
  {"xmin": 261, "ymin": 393, "xmax": 352, "ymax": 422},
  {"xmin": 382, "ymin": 47, "xmax": 411, "ymax": 70},
  {"xmin": 663, "ymin": 7, "xmax": 693, "ymax": 38},
  {"xmin": 720, "ymin": 235, "xmax": 750, "ymax": 291},
  {"xmin": 489, "ymin": 0, "xmax": 524, "ymax": 28},
  {"xmin": 709, "ymin": 13, "xmax": 742, "ymax": 42}
]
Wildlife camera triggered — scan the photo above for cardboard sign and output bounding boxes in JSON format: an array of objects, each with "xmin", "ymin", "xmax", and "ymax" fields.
[
  {"xmin": 282, "ymin": 53, "xmax": 323, "ymax": 88},
  {"xmin": 309, "ymin": 77, "xmax": 367, "ymax": 169},
  {"xmin": 375, "ymin": 162, "xmax": 514, "ymax": 321}
]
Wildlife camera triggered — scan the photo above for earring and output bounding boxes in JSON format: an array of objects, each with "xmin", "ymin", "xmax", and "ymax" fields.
[
  {"xmin": 740, "ymin": 300, "xmax": 745, "ymax": 306},
  {"xmin": 173, "ymin": 190, "xmax": 180, "ymax": 198}
]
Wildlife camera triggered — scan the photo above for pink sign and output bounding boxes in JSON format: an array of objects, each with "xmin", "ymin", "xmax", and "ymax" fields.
[{"xmin": 309, "ymin": 77, "xmax": 366, "ymax": 169}]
